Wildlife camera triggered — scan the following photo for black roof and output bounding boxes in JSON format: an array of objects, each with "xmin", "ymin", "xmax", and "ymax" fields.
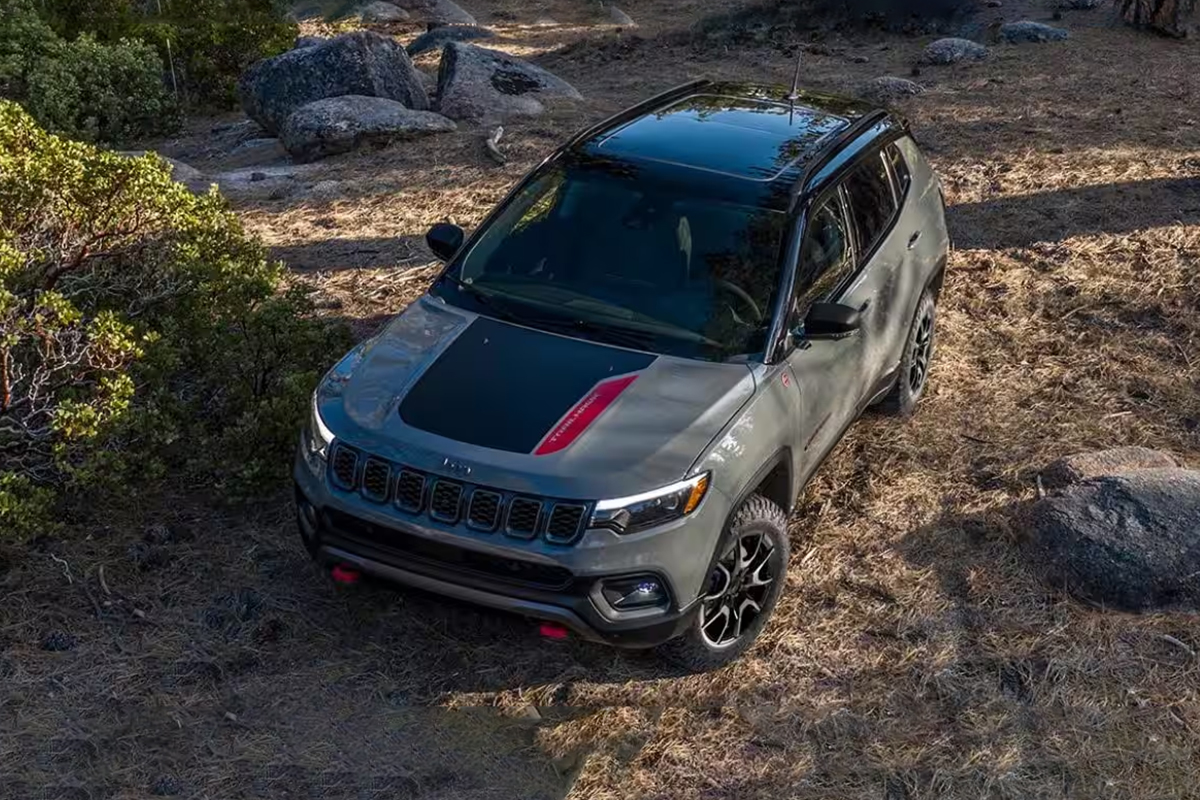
[{"xmin": 564, "ymin": 81, "xmax": 885, "ymax": 212}]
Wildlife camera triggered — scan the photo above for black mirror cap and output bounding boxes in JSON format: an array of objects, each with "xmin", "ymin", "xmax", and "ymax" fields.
[
  {"xmin": 804, "ymin": 302, "xmax": 862, "ymax": 337},
  {"xmin": 427, "ymin": 223, "xmax": 465, "ymax": 261}
]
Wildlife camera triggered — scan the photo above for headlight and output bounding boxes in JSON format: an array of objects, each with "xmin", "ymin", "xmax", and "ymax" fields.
[
  {"xmin": 307, "ymin": 393, "xmax": 335, "ymax": 460},
  {"xmin": 591, "ymin": 473, "xmax": 710, "ymax": 535}
]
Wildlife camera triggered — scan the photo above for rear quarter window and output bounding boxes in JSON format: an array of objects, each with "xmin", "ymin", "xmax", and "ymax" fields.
[
  {"xmin": 885, "ymin": 142, "xmax": 912, "ymax": 198},
  {"xmin": 844, "ymin": 152, "xmax": 897, "ymax": 255}
]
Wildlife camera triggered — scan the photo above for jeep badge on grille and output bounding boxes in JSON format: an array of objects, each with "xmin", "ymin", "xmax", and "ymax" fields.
[{"xmin": 442, "ymin": 457, "xmax": 472, "ymax": 478}]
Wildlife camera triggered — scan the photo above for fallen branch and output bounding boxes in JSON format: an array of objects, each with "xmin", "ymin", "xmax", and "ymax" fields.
[
  {"xmin": 50, "ymin": 553, "xmax": 74, "ymax": 585},
  {"xmin": 485, "ymin": 126, "xmax": 507, "ymax": 166},
  {"xmin": 1160, "ymin": 633, "xmax": 1196, "ymax": 658}
]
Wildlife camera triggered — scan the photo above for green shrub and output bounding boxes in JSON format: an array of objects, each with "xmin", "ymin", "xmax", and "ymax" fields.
[
  {"xmin": 0, "ymin": 101, "xmax": 349, "ymax": 537},
  {"xmin": 0, "ymin": 0, "xmax": 179, "ymax": 144},
  {"xmin": 41, "ymin": 0, "xmax": 298, "ymax": 109}
]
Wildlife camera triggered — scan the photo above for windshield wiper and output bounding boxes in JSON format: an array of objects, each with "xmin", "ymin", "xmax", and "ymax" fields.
[
  {"xmin": 556, "ymin": 318, "xmax": 661, "ymax": 351},
  {"xmin": 437, "ymin": 273, "xmax": 529, "ymax": 325}
]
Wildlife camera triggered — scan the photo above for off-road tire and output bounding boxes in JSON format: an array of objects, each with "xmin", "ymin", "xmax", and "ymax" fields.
[
  {"xmin": 657, "ymin": 494, "xmax": 790, "ymax": 672},
  {"xmin": 881, "ymin": 290, "xmax": 937, "ymax": 418}
]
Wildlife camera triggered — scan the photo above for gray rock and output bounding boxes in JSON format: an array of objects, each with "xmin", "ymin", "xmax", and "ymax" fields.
[
  {"xmin": 294, "ymin": 35, "xmax": 327, "ymax": 49},
  {"xmin": 118, "ymin": 151, "xmax": 210, "ymax": 193},
  {"xmin": 1042, "ymin": 447, "xmax": 1178, "ymax": 491},
  {"xmin": 1062, "ymin": 0, "xmax": 1101, "ymax": 7},
  {"xmin": 435, "ymin": 42, "xmax": 582, "ymax": 124},
  {"xmin": 209, "ymin": 163, "xmax": 321, "ymax": 202},
  {"xmin": 1000, "ymin": 20, "xmax": 1070, "ymax": 43},
  {"xmin": 417, "ymin": 69, "xmax": 438, "ymax": 99},
  {"xmin": 307, "ymin": 180, "xmax": 345, "ymax": 201},
  {"xmin": 392, "ymin": 0, "xmax": 476, "ymax": 25},
  {"xmin": 606, "ymin": 5, "xmax": 636, "ymax": 26},
  {"xmin": 280, "ymin": 95, "xmax": 457, "ymax": 162},
  {"xmin": 858, "ymin": 76, "xmax": 925, "ymax": 103},
  {"xmin": 921, "ymin": 37, "xmax": 990, "ymax": 65},
  {"xmin": 406, "ymin": 24, "xmax": 495, "ymax": 57},
  {"xmin": 1026, "ymin": 469, "xmax": 1200, "ymax": 611},
  {"xmin": 210, "ymin": 119, "xmax": 269, "ymax": 149},
  {"xmin": 360, "ymin": 0, "xmax": 410, "ymax": 22},
  {"xmin": 238, "ymin": 31, "xmax": 428, "ymax": 135},
  {"xmin": 221, "ymin": 137, "xmax": 289, "ymax": 169}
]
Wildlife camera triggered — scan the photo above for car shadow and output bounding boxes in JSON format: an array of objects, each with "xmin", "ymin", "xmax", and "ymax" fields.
[
  {"xmin": 270, "ymin": 234, "xmax": 432, "ymax": 272},
  {"xmin": 948, "ymin": 176, "xmax": 1200, "ymax": 250}
]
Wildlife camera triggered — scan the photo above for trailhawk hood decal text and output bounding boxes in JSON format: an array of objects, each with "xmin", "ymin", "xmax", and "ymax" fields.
[{"xmin": 534, "ymin": 373, "xmax": 640, "ymax": 456}]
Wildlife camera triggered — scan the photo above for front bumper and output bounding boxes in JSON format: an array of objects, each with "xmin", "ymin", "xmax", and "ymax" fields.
[{"xmin": 294, "ymin": 449, "xmax": 728, "ymax": 648}]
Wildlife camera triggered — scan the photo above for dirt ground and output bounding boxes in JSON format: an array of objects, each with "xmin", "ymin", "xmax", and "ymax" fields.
[{"xmin": 4, "ymin": 1, "xmax": 1200, "ymax": 798}]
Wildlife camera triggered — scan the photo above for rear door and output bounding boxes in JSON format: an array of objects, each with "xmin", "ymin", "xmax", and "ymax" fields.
[{"xmin": 834, "ymin": 145, "xmax": 907, "ymax": 401}]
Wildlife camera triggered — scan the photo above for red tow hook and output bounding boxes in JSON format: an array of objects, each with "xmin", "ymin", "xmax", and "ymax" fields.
[
  {"xmin": 539, "ymin": 622, "xmax": 569, "ymax": 641},
  {"xmin": 331, "ymin": 564, "xmax": 361, "ymax": 585}
]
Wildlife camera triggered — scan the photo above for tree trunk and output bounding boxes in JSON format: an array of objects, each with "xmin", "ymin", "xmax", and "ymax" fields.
[{"xmin": 1117, "ymin": 0, "xmax": 1197, "ymax": 37}]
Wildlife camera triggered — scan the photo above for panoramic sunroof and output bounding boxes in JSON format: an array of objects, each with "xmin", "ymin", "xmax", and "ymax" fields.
[{"xmin": 596, "ymin": 94, "xmax": 848, "ymax": 182}]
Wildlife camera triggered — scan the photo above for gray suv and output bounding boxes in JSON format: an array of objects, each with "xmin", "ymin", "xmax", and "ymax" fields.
[{"xmin": 294, "ymin": 80, "xmax": 949, "ymax": 670}]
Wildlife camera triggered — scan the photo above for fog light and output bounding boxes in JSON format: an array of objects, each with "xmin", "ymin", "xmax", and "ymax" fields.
[{"xmin": 600, "ymin": 576, "xmax": 669, "ymax": 610}]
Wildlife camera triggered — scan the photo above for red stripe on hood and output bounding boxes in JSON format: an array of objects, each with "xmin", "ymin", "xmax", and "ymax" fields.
[{"xmin": 534, "ymin": 373, "xmax": 640, "ymax": 456}]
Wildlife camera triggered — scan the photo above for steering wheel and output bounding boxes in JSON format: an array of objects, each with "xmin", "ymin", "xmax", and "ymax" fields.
[{"xmin": 715, "ymin": 280, "xmax": 763, "ymax": 324}]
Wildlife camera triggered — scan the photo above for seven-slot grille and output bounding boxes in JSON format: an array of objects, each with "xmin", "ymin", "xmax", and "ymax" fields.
[
  {"xmin": 429, "ymin": 480, "xmax": 463, "ymax": 523},
  {"xmin": 325, "ymin": 444, "xmax": 589, "ymax": 544},
  {"xmin": 467, "ymin": 490, "xmax": 502, "ymax": 530},
  {"xmin": 546, "ymin": 505, "xmax": 587, "ymax": 544},
  {"xmin": 505, "ymin": 497, "xmax": 543, "ymax": 539},
  {"xmin": 361, "ymin": 458, "xmax": 391, "ymax": 502},
  {"xmin": 395, "ymin": 469, "xmax": 425, "ymax": 513},
  {"xmin": 331, "ymin": 446, "xmax": 359, "ymax": 490}
]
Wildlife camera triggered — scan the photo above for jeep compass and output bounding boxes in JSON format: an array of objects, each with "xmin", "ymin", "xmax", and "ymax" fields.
[{"xmin": 294, "ymin": 80, "xmax": 950, "ymax": 670}]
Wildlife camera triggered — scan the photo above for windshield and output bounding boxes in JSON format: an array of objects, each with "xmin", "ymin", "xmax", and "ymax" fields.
[{"xmin": 430, "ymin": 165, "xmax": 787, "ymax": 361}]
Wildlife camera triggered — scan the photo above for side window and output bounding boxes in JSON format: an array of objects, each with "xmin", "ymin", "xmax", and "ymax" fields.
[
  {"xmin": 843, "ymin": 151, "xmax": 898, "ymax": 258},
  {"xmin": 794, "ymin": 190, "xmax": 854, "ymax": 317},
  {"xmin": 886, "ymin": 143, "xmax": 911, "ymax": 198}
]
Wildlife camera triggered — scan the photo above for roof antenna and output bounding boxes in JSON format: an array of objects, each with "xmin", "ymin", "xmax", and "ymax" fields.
[
  {"xmin": 787, "ymin": 49, "xmax": 802, "ymax": 125},
  {"xmin": 787, "ymin": 49, "xmax": 803, "ymax": 102}
]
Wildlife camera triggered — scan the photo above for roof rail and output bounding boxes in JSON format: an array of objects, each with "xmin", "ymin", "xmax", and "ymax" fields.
[
  {"xmin": 564, "ymin": 79, "xmax": 713, "ymax": 149},
  {"xmin": 793, "ymin": 108, "xmax": 891, "ymax": 200}
]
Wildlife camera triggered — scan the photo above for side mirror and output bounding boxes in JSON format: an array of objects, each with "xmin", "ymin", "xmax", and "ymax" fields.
[
  {"xmin": 802, "ymin": 302, "xmax": 862, "ymax": 339},
  {"xmin": 426, "ymin": 223, "xmax": 465, "ymax": 261}
]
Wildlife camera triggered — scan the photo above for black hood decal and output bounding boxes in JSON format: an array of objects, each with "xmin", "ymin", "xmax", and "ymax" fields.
[{"xmin": 399, "ymin": 317, "xmax": 656, "ymax": 454}]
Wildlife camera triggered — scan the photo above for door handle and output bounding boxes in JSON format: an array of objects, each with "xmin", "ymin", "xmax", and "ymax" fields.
[{"xmin": 907, "ymin": 231, "xmax": 923, "ymax": 250}]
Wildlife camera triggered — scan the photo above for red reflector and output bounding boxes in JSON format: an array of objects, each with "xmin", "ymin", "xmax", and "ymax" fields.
[
  {"xmin": 331, "ymin": 565, "xmax": 360, "ymax": 584},
  {"xmin": 539, "ymin": 623, "xmax": 569, "ymax": 640}
]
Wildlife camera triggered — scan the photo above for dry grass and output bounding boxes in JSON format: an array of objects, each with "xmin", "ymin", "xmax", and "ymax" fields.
[{"xmin": 3, "ymin": 1, "xmax": 1200, "ymax": 798}]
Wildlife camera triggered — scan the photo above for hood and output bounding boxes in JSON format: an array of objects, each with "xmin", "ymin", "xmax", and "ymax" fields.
[{"xmin": 318, "ymin": 297, "xmax": 757, "ymax": 499}]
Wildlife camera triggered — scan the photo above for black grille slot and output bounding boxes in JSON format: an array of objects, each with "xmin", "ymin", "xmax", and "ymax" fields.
[
  {"xmin": 467, "ymin": 490, "xmax": 501, "ymax": 531},
  {"xmin": 324, "ymin": 509, "xmax": 574, "ymax": 590},
  {"xmin": 330, "ymin": 445, "xmax": 359, "ymax": 490},
  {"xmin": 361, "ymin": 458, "xmax": 391, "ymax": 502},
  {"xmin": 430, "ymin": 480, "xmax": 463, "ymax": 523},
  {"xmin": 545, "ymin": 504, "xmax": 586, "ymax": 544},
  {"xmin": 505, "ymin": 497, "xmax": 542, "ymax": 539},
  {"xmin": 394, "ymin": 469, "xmax": 426, "ymax": 513}
]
